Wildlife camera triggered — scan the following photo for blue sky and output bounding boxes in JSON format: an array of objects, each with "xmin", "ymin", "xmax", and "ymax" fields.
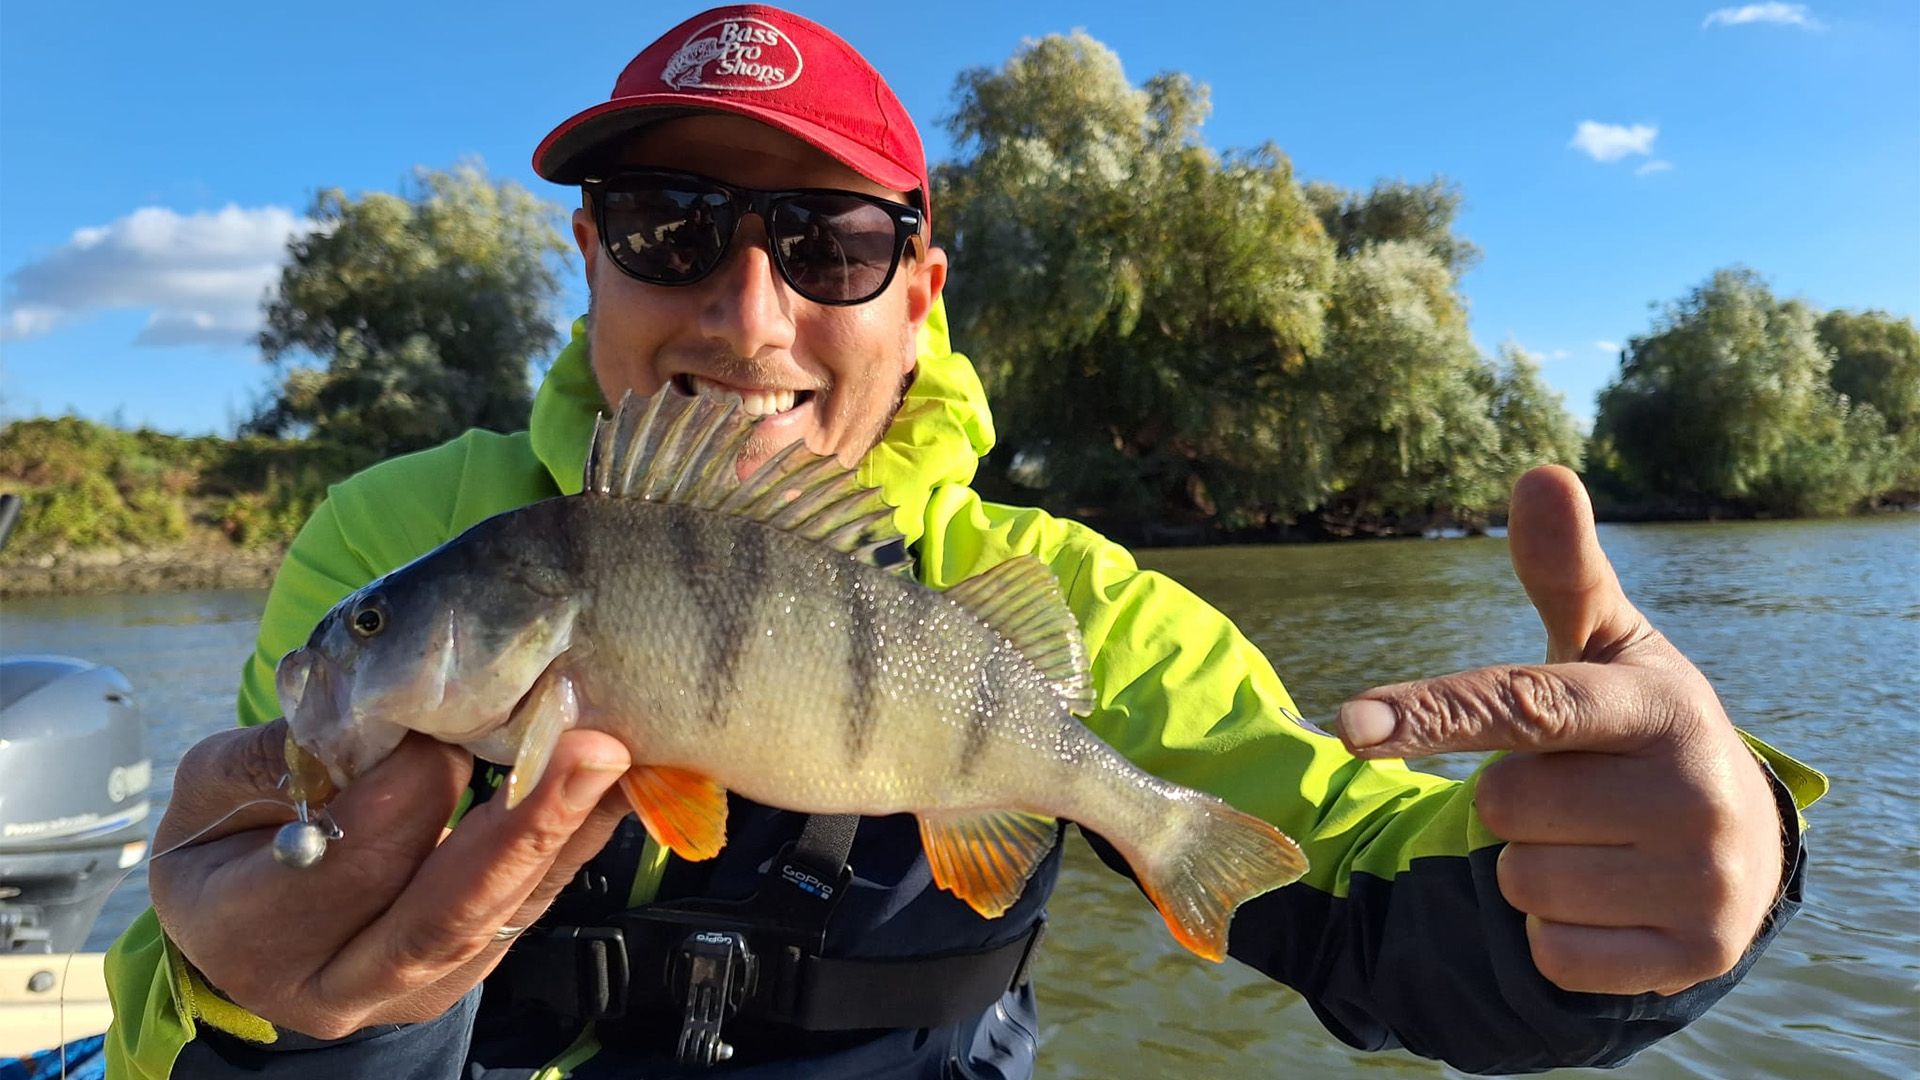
[{"xmin": 3, "ymin": 1, "xmax": 1915, "ymax": 434}]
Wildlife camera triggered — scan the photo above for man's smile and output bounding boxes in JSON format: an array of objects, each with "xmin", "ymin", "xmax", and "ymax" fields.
[{"xmin": 670, "ymin": 371, "xmax": 817, "ymax": 418}]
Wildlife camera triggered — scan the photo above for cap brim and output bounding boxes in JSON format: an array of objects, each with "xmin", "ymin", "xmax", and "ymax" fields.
[{"xmin": 533, "ymin": 93, "xmax": 921, "ymax": 197}]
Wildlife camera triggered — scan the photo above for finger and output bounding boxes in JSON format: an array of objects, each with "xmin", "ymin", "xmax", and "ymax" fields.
[
  {"xmin": 502, "ymin": 786, "xmax": 635, "ymax": 924},
  {"xmin": 153, "ymin": 720, "xmax": 305, "ymax": 851},
  {"xmin": 358, "ymin": 786, "xmax": 637, "ymax": 1029},
  {"xmin": 1506, "ymin": 466, "xmax": 1652, "ymax": 665},
  {"xmin": 1496, "ymin": 842, "xmax": 1688, "ymax": 928},
  {"xmin": 154, "ymin": 721, "xmax": 472, "ymax": 854},
  {"xmin": 1476, "ymin": 751, "xmax": 1668, "ymax": 845},
  {"xmin": 151, "ymin": 733, "xmax": 472, "ymax": 975},
  {"xmin": 1338, "ymin": 662, "xmax": 1674, "ymax": 758},
  {"xmin": 318, "ymin": 730, "xmax": 630, "ymax": 999},
  {"xmin": 1524, "ymin": 918, "xmax": 1733, "ymax": 997},
  {"xmin": 320, "ymin": 733, "xmax": 474, "ymax": 860}
]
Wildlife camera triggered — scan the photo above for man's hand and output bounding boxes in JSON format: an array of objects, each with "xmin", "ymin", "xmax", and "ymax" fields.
[
  {"xmin": 148, "ymin": 719, "xmax": 632, "ymax": 1039},
  {"xmin": 1336, "ymin": 465, "xmax": 1784, "ymax": 997}
]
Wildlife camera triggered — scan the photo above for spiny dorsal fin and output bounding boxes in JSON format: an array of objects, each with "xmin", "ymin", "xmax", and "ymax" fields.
[
  {"xmin": 584, "ymin": 390, "xmax": 911, "ymax": 572},
  {"xmin": 944, "ymin": 556, "xmax": 1094, "ymax": 715}
]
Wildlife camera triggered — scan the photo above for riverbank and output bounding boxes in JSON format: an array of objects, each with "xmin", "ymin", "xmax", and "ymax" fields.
[
  {"xmin": 10, "ymin": 499, "xmax": 1919, "ymax": 598},
  {"xmin": 0, "ymin": 544, "xmax": 285, "ymax": 597}
]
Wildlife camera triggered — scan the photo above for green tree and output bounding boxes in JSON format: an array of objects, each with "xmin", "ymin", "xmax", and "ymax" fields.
[
  {"xmin": 1816, "ymin": 308, "xmax": 1920, "ymax": 498},
  {"xmin": 1817, "ymin": 308, "xmax": 1920, "ymax": 432},
  {"xmin": 249, "ymin": 164, "xmax": 570, "ymax": 455},
  {"xmin": 934, "ymin": 32, "xmax": 1335, "ymax": 525},
  {"xmin": 1310, "ymin": 241, "xmax": 1506, "ymax": 529},
  {"xmin": 1593, "ymin": 268, "xmax": 1890, "ymax": 514},
  {"xmin": 1484, "ymin": 343, "xmax": 1586, "ymax": 484},
  {"xmin": 1305, "ymin": 177, "xmax": 1481, "ymax": 278}
]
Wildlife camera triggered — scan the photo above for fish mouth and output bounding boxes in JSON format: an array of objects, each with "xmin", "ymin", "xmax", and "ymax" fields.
[{"xmin": 670, "ymin": 372, "xmax": 817, "ymax": 420}]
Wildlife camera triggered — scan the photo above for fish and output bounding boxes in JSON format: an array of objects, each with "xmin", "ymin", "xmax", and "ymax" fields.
[{"xmin": 276, "ymin": 389, "xmax": 1308, "ymax": 961}]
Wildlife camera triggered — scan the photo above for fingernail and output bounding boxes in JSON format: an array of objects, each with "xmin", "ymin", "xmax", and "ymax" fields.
[
  {"xmin": 563, "ymin": 759, "xmax": 627, "ymax": 811},
  {"xmin": 1338, "ymin": 700, "xmax": 1397, "ymax": 749}
]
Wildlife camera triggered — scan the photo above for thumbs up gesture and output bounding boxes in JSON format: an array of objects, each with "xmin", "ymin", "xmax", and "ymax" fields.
[{"xmin": 1337, "ymin": 466, "xmax": 1786, "ymax": 996}]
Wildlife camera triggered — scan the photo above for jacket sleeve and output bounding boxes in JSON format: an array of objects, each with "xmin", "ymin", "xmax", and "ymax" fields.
[
  {"xmin": 914, "ymin": 492, "xmax": 1826, "ymax": 1075},
  {"xmin": 104, "ymin": 432, "xmax": 546, "ymax": 1079}
]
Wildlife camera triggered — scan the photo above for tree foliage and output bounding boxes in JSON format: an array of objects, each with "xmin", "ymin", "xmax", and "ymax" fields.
[
  {"xmin": 1484, "ymin": 344, "xmax": 1586, "ymax": 491},
  {"xmin": 0, "ymin": 416, "xmax": 356, "ymax": 556},
  {"xmin": 1818, "ymin": 308, "xmax": 1920, "ymax": 432},
  {"xmin": 936, "ymin": 32, "xmax": 1333, "ymax": 524},
  {"xmin": 1592, "ymin": 268, "xmax": 1906, "ymax": 515},
  {"xmin": 1306, "ymin": 178, "xmax": 1481, "ymax": 278},
  {"xmin": 935, "ymin": 33, "xmax": 1579, "ymax": 533},
  {"xmin": 249, "ymin": 164, "xmax": 570, "ymax": 456}
]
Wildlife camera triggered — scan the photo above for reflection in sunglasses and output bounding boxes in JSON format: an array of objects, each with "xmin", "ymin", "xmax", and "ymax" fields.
[{"xmin": 588, "ymin": 170, "xmax": 920, "ymax": 304}]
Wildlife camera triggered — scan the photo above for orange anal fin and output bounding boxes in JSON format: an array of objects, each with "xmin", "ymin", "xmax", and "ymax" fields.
[
  {"xmin": 918, "ymin": 809, "xmax": 1058, "ymax": 919},
  {"xmin": 619, "ymin": 766, "xmax": 729, "ymax": 861}
]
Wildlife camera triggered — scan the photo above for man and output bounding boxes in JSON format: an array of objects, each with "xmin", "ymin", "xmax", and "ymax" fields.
[{"xmin": 105, "ymin": 6, "xmax": 1823, "ymax": 1077}]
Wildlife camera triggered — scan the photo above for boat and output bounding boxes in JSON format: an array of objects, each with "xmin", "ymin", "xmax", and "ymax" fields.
[{"xmin": 1, "ymin": 494, "xmax": 149, "ymax": 1070}]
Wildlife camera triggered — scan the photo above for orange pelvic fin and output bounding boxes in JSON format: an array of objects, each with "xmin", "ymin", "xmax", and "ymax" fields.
[
  {"xmin": 619, "ymin": 766, "xmax": 729, "ymax": 861},
  {"xmin": 918, "ymin": 809, "xmax": 1059, "ymax": 918}
]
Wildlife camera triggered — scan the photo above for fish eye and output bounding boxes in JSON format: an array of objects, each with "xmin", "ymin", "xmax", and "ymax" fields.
[{"xmin": 350, "ymin": 600, "xmax": 387, "ymax": 638}]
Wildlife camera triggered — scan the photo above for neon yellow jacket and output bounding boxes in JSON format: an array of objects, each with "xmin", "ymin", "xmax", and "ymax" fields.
[{"xmin": 105, "ymin": 300, "xmax": 1826, "ymax": 1077}]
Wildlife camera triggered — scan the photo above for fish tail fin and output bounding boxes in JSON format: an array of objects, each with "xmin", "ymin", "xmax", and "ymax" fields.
[{"xmin": 1129, "ymin": 796, "xmax": 1308, "ymax": 963}]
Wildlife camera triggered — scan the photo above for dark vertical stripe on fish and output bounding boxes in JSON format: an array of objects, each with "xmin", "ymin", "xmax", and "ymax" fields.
[
  {"xmin": 667, "ymin": 511, "xmax": 765, "ymax": 728},
  {"xmin": 959, "ymin": 661, "xmax": 998, "ymax": 778},
  {"xmin": 844, "ymin": 577, "xmax": 880, "ymax": 764}
]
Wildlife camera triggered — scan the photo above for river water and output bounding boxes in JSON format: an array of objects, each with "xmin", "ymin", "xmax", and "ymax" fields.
[{"xmin": 5, "ymin": 516, "xmax": 1915, "ymax": 1077}]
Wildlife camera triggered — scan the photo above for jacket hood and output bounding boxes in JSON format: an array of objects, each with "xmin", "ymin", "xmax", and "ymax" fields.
[{"xmin": 529, "ymin": 297, "xmax": 994, "ymax": 548}]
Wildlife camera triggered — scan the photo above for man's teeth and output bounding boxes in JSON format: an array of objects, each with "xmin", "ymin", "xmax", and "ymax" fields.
[{"xmin": 686, "ymin": 375, "xmax": 800, "ymax": 417}]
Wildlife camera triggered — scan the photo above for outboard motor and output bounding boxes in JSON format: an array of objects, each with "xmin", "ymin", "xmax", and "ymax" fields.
[
  {"xmin": 0, "ymin": 494, "xmax": 152, "ymax": 955},
  {"xmin": 0, "ymin": 656, "xmax": 151, "ymax": 954}
]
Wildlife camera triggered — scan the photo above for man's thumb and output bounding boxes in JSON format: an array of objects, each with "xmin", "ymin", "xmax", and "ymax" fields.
[{"xmin": 1507, "ymin": 465, "xmax": 1640, "ymax": 664}]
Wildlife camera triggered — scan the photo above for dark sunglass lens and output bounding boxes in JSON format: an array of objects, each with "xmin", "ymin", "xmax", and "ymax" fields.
[
  {"xmin": 601, "ymin": 183, "xmax": 730, "ymax": 283},
  {"xmin": 773, "ymin": 196, "xmax": 900, "ymax": 302}
]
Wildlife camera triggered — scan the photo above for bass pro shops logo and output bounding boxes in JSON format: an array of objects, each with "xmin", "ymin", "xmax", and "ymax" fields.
[{"xmin": 661, "ymin": 18, "xmax": 803, "ymax": 92}]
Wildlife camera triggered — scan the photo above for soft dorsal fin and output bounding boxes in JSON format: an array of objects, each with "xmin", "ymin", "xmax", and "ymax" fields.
[
  {"xmin": 584, "ymin": 390, "xmax": 912, "ymax": 573},
  {"xmin": 944, "ymin": 556, "xmax": 1094, "ymax": 715}
]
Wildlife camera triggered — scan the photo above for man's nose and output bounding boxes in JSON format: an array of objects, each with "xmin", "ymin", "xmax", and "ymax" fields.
[{"xmin": 698, "ymin": 216, "xmax": 797, "ymax": 358}]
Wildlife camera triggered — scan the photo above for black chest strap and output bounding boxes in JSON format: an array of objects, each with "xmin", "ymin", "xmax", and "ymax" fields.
[{"xmin": 490, "ymin": 813, "xmax": 1045, "ymax": 1066}]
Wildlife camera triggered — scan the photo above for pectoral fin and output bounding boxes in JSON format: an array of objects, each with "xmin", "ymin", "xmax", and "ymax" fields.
[
  {"xmin": 503, "ymin": 670, "xmax": 579, "ymax": 810},
  {"xmin": 620, "ymin": 766, "xmax": 729, "ymax": 861},
  {"xmin": 918, "ymin": 809, "xmax": 1059, "ymax": 919}
]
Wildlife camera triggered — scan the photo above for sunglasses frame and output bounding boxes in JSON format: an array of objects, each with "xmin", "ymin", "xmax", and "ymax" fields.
[{"xmin": 583, "ymin": 169, "xmax": 925, "ymax": 306}]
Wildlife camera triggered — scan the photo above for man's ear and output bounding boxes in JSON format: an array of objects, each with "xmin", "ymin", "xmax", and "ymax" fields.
[
  {"xmin": 904, "ymin": 243, "xmax": 948, "ymax": 340},
  {"xmin": 571, "ymin": 207, "xmax": 599, "ymax": 276}
]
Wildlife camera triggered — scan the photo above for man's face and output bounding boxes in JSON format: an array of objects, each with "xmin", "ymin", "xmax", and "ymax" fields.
[{"xmin": 571, "ymin": 113, "xmax": 947, "ymax": 475}]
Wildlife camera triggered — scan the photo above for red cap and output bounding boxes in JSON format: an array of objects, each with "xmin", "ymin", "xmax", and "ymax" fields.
[{"xmin": 533, "ymin": 5, "xmax": 927, "ymax": 213}]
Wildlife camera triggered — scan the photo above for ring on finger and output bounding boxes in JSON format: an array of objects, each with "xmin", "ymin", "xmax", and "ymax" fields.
[{"xmin": 492, "ymin": 924, "xmax": 527, "ymax": 943}]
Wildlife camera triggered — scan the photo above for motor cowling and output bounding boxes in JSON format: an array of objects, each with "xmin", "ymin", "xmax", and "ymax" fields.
[{"xmin": 0, "ymin": 656, "xmax": 150, "ymax": 954}]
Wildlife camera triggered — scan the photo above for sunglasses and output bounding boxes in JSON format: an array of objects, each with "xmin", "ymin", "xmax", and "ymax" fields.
[{"xmin": 583, "ymin": 169, "xmax": 924, "ymax": 306}]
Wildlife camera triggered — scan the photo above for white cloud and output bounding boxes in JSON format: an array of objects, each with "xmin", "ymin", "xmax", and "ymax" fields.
[
  {"xmin": 1, "ymin": 204, "xmax": 313, "ymax": 347},
  {"xmin": 1546, "ymin": 348, "xmax": 1572, "ymax": 361},
  {"xmin": 1703, "ymin": 3, "xmax": 1823, "ymax": 30},
  {"xmin": 5, "ymin": 305, "xmax": 63, "ymax": 339},
  {"xmin": 1570, "ymin": 121, "xmax": 1659, "ymax": 163},
  {"xmin": 1595, "ymin": 340, "xmax": 1621, "ymax": 353},
  {"xmin": 1636, "ymin": 159, "xmax": 1674, "ymax": 176}
]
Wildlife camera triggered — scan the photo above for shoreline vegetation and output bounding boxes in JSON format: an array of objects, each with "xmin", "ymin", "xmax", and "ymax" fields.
[
  {"xmin": 7, "ymin": 503, "xmax": 1916, "ymax": 599},
  {"xmin": 1, "ymin": 407, "xmax": 1911, "ymax": 598},
  {"xmin": 4, "ymin": 35, "xmax": 1914, "ymax": 598}
]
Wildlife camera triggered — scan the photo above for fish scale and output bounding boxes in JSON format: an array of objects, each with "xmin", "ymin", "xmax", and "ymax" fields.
[{"xmin": 278, "ymin": 389, "xmax": 1309, "ymax": 961}]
